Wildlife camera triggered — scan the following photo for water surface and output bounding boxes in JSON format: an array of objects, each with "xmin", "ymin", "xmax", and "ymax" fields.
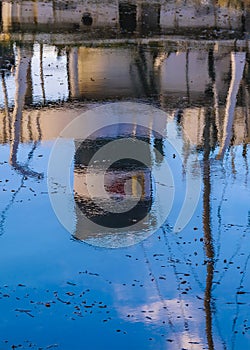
[{"xmin": 0, "ymin": 1, "xmax": 250, "ymax": 349}]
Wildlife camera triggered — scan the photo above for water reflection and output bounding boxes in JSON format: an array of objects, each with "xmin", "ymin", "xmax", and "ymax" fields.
[
  {"xmin": 1, "ymin": 42, "xmax": 249, "ymax": 157},
  {"xmin": 74, "ymin": 141, "xmax": 154, "ymax": 239},
  {"xmin": 0, "ymin": 2, "xmax": 250, "ymax": 349},
  {"xmin": 9, "ymin": 45, "xmax": 43, "ymax": 179},
  {"xmin": 72, "ymin": 123, "xmax": 168, "ymax": 246},
  {"xmin": 202, "ymin": 100, "xmax": 215, "ymax": 350}
]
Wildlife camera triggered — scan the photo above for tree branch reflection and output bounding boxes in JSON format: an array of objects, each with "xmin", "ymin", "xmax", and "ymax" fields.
[{"xmin": 9, "ymin": 45, "xmax": 43, "ymax": 179}]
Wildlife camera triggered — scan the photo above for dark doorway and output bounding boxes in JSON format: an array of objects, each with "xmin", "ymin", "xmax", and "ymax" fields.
[
  {"xmin": 140, "ymin": 3, "xmax": 160, "ymax": 35},
  {"xmin": 119, "ymin": 2, "xmax": 137, "ymax": 34}
]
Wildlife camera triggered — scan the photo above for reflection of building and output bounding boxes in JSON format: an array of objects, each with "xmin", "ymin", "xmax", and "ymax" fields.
[
  {"xmin": 1, "ymin": 103, "xmax": 248, "ymax": 149},
  {"xmin": 1, "ymin": 42, "xmax": 249, "ymax": 159},
  {"xmin": 74, "ymin": 166, "xmax": 154, "ymax": 240},
  {"xmin": 73, "ymin": 125, "xmax": 159, "ymax": 244},
  {"xmin": 182, "ymin": 106, "xmax": 250, "ymax": 147},
  {"xmin": 69, "ymin": 46, "xmax": 232, "ymax": 101},
  {"xmin": 0, "ymin": 43, "xmax": 237, "ymax": 102}
]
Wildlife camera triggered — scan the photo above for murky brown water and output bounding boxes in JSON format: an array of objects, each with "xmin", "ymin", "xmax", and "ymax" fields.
[{"xmin": 0, "ymin": 1, "xmax": 250, "ymax": 349}]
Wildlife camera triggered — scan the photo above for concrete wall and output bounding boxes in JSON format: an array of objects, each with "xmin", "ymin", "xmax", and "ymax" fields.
[{"xmin": 1, "ymin": 0, "xmax": 245, "ymax": 33}]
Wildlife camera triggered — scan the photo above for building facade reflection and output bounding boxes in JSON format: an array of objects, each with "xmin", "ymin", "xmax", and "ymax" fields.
[
  {"xmin": 0, "ymin": 42, "xmax": 249, "ymax": 158},
  {"xmin": 74, "ymin": 138, "xmax": 154, "ymax": 243}
]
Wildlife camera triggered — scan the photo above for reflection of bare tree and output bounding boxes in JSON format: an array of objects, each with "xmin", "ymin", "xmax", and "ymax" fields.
[
  {"xmin": 132, "ymin": 44, "xmax": 161, "ymax": 105},
  {"xmin": 231, "ymin": 253, "xmax": 250, "ymax": 349},
  {"xmin": 217, "ymin": 52, "xmax": 246, "ymax": 159},
  {"xmin": 201, "ymin": 54, "xmax": 248, "ymax": 345},
  {"xmin": 9, "ymin": 45, "xmax": 43, "ymax": 179},
  {"xmin": 0, "ymin": 138, "xmax": 41, "ymax": 236},
  {"xmin": 1, "ymin": 71, "xmax": 11, "ymax": 141},
  {"xmin": 203, "ymin": 108, "xmax": 215, "ymax": 350},
  {"xmin": 67, "ymin": 46, "xmax": 79, "ymax": 100},
  {"xmin": 241, "ymin": 69, "xmax": 249, "ymax": 184},
  {"xmin": 40, "ymin": 43, "xmax": 46, "ymax": 104},
  {"xmin": 199, "ymin": 45, "xmax": 247, "ymax": 350},
  {"xmin": 203, "ymin": 47, "xmax": 216, "ymax": 350},
  {"xmin": 140, "ymin": 239, "xmax": 181, "ymax": 349},
  {"xmin": 186, "ymin": 49, "xmax": 190, "ymax": 105},
  {"xmin": 0, "ymin": 44, "xmax": 43, "ymax": 236}
]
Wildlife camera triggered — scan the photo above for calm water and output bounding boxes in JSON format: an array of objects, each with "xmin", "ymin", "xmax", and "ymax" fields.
[{"xmin": 0, "ymin": 1, "xmax": 250, "ymax": 349}]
